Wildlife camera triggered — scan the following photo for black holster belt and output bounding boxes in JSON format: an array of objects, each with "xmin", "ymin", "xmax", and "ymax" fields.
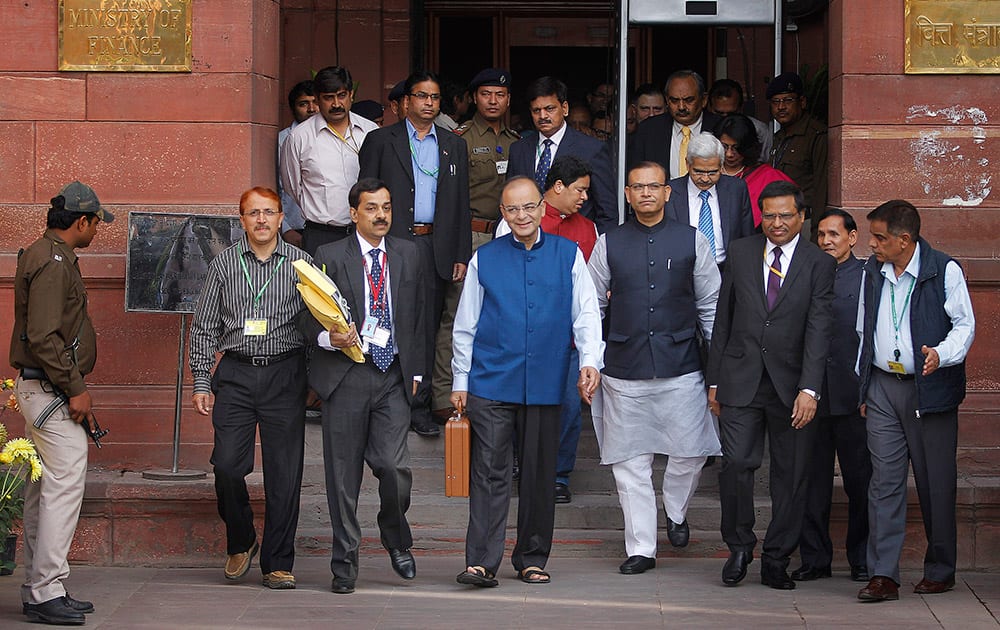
[
  {"xmin": 20, "ymin": 367, "xmax": 49, "ymax": 381},
  {"xmin": 226, "ymin": 349, "xmax": 302, "ymax": 367}
]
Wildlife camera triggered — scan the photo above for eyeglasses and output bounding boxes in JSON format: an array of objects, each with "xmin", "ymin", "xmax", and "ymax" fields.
[
  {"xmin": 761, "ymin": 212, "xmax": 800, "ymax": 222},
  {"xmin": 409, "ymin": 92, "xmax": 441, "ymax": 101},
  {"xmin": 501, "ymin": 200, "xmax": 543, "ymax": 215},
  {"xmin": 627, "ymin": 183, "xmax": 667, "ymax": 192},
  {"xmin": 769, "ymin": 96, "xmax": 799, "ymax": 105},
  {"xmin": 242, "ymin": 208, "xmax": 281, "ymax": 218},
  {"xmin": 691, "ymin": 169, "xmax": 720, "ymax": 177}
]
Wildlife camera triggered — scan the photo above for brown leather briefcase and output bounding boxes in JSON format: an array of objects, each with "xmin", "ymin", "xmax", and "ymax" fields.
[{"xmin": 445, "ymin": 410, "xmax": 470, "ymax": 497}]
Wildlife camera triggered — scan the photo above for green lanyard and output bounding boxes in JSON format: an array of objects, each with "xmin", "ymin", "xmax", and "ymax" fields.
[
  {"xmin": 408, "ymin": 136, "xmax": 439, "ymax": 178},
  {"xmin": 889, "ymin": 275, "xmax": 916, "ymax": 361},
  {"xmin": 239, "ymin": 250, "xmax": 285, "ymax": 313}
]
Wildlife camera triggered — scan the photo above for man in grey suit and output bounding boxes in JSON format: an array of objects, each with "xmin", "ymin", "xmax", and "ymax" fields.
[
  {"xmin": 300, "ymin": 178, "xmax": 427, "ymax": 595},
  {"xmin": 707, "ymin": 180, "xmax": 835, "ymax": 590},
  {"xmin": 664, "ymin": 132, "xmax": 754, "ymax": 268},
  {"xmin": 358, "ymin": 70, "xmax": 472, "ymax": 438}
]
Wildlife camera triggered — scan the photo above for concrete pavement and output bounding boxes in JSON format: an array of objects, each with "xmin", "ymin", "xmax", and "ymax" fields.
[{"xmin": 2, "ymin": 555, "xmax": 997, "ymax": 629}]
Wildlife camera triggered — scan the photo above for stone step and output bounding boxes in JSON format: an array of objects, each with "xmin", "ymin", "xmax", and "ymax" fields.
[{"xmin": 294, "ymin": 491, "xmax": 771, "ymax": 532}]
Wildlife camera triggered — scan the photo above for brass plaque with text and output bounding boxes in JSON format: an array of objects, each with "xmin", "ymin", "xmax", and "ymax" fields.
[
  {"xmin": 59, "ymin": 0, "xmax": 192, "ymax": 72},
  {"xmin": 906, "ymin": 0, "xmax": 1000, "ymax": 73}
]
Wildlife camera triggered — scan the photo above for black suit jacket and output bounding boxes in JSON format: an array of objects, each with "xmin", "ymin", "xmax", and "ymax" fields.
[
  {"xmin": 664, "ymin": 175, "xmax": 755, "ymax": 257},
  {"xmin": 707, "ymin": 233, "xmax": 835, "ymax": 408},
  {"xmin": 626, "ymin": 111, "xmax": 723, "ymax": 178},
  {"xmin": 508, "ymin": 125, "xmax": 618, "ymax": 233},
  {"xmin": 358, "ymin": 121, "xmax": 472, "ymax": 280},
  {"xmin": 299, "ymin": 235, "xmax": 426, "ymax": 403}
]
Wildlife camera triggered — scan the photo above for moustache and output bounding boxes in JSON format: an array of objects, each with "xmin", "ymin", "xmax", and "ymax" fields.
[
  {"xmin": 329, "ymin": 107, "xmax": 345, "ymax": 114},
  {"xmin": 373, "ymin": 220, "xmax": 389, "ymax": 226}
]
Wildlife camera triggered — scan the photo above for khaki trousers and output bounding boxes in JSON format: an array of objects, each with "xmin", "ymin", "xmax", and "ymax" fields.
[{"xmin": 14, "ymin": 376, "xmax": 88, "ymax": 605}]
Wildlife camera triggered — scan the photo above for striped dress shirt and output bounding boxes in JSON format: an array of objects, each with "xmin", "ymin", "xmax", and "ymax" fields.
[{"xmin": 189, "ymin": 234, "xmax": 312, "ymax": 393}]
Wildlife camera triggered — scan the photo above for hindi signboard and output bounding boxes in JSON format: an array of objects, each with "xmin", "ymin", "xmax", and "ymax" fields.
[
  {"xmin": 906, "ymin": 0, "xmax": 1000, "ymax": 73},
  {"xmin": 58, "ymin": 0, "xmax": 192, "ymax": 72}
]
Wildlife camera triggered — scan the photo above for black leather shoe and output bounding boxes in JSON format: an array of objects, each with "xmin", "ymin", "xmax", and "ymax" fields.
[
  {"xmin": 388, "ymin": 548, "xmax": 416, "ymax": 580},
  {"xmin": 790, "ymin": 564, "xmax": 832, "ymax": 581},
  {"xmin": 851, "ymin": 565, "xmax": 870, "ymax": 582},
  {"xmin": 410, "ymin": 419, "xmax": 441, "ymax": 437},
  {"xmin": 23, "ymin": 597, "xmax": 86, "ymax": 625},
  {"xmin": 761, "ymin": 566, "xmax": 797, "ymax": 590},
  {"xmin": 555, "ymin": 483, "xmax": 572, "ymax": 504},
  {"xmin": 331, "ymin": 577, "xmax": 356, "ymax": 594},
  {"xmin": 619, "ymin": 555, "xmax": 656, "ymax": 575},
  {"xmin": 666, "ymin": 518, "xmax": 690, "ymax": 548},
  {"xmin": 23, "ymin": 594, "xmax": 93, "ymax": 616},
  {"xmin": 722, "ymin": 550, "xmax": 752, "ymax": 585}
]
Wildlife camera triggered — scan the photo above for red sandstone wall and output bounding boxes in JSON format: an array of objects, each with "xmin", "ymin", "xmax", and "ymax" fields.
[
  {"xmin": 0, "ymin": 1, "xmax": 285, "ymax": 470},
  {"xmin": 828, "ymin": 0, "xmax": 1000, "ymax": 472}
]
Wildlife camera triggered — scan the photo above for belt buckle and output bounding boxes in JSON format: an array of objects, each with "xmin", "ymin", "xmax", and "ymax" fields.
[{"xmin": 251, "ymin": 356, "xmax": 268, "ymax": 367}]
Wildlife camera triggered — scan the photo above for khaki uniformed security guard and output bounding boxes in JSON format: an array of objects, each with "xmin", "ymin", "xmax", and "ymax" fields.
[
  {"xmin": 10, "ymin": 181, "xmax": 114, "ymax": 626},
  {"xmin": 432, "ymin": 68, "xmax": 519, "ymax": 415}
]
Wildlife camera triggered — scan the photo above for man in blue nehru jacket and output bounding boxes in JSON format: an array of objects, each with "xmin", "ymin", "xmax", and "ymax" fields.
[{"xmin": 451, "ymin": 176, "xmax": 604, "ymax": 587}]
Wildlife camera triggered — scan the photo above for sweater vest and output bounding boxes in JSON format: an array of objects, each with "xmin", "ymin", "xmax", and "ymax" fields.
[
  {"xmin": 603, "ymin": 218, "xmax": 701, "ymax": 380},
  {"xmin": 470, "ymin": 231, "xmax": 577, "ymax": 404},
  {"xmin": 859, "ymin": 238, "xmax": 966, "ymax": 415}
]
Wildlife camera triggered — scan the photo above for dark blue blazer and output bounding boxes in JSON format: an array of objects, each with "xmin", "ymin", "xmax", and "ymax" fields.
[
  {"xmin": 664, "ymin": 174, "xmax": 755, "ymax": 257},
  {"xmin": 507, "ymin": 125, "xmax": 618, "ymax": 233}
]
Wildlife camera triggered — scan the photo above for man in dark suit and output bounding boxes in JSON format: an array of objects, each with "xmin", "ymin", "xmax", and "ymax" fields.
[
  {"xmin": 627, "ymin": 70, "xmax": 722, "ymax": 179},
  {"xmin": 299, "ymin": 178, "xmax": 427, "ymax": 595},
  {"xmin": 707, "ymin": 180, "xmax": 835, "ymax": 590},
  {"xmin": 664, "ymin": 132, "xmax": 754, "ymax": 268},
  {"xmin": 358, "ymin": 70, "xmax": 472, "ymax": 438},
  {"xmin": 507, "ymin": 76, "xmax": 618, "ymax": 233}
]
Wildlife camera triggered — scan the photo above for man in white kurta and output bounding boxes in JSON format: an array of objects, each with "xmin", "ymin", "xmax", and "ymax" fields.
[{"xmin": 588, "ymin": 162, "xmax": 721, "ymax": 575}]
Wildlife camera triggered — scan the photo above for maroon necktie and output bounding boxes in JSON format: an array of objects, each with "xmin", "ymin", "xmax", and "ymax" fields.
[{"xmin": 766, "ymin": 247, "xmax": 782, "ymax": 310}]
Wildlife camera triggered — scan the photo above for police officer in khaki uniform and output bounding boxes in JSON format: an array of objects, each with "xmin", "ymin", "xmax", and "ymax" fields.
[
  {"xmin": 431, "ymin": 68, "xmax": 519, "ymax": 416},
  {"xmin": 768, "ymin": 72, "xmax": 828, "ymax": 241},
  {"xmin": 10, "ymin": 181, "xmax": 113, "ymax": 626}
]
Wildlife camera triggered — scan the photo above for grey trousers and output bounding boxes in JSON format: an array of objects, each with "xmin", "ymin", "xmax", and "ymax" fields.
[
  {"xmin": 465, "ymin": 394, "xmax": 559, "ymax": 575},
  {"xmin": 322, "ymin": 359, "xmax": 412, "ymax": 581},
  {"xmin": 865, "ymin": 369, "xmax": 957, "ymax": 585},
  {"xmin": 15, "ymin": 377, "xmax": 88, "ymax": 605}
]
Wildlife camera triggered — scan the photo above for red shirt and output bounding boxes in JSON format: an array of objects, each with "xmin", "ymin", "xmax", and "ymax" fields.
[{"xmin": 541, "ymin": 201, "xmax": 598, "ymax": 262}]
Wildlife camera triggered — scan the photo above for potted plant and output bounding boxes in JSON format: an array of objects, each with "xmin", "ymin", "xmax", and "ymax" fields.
[{"xmin": 0, "ymin": 378, "xmax": 42, "ymax": 575}]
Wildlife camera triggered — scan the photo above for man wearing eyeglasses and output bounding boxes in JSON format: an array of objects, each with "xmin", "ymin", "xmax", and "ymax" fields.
[
  {"xmin": 707, "ymin": 180, "xmax": 835, "ymax": 590},
  {"xmin": 507, "ymin": 76, "xmax": 618, "ymax": 233},
  {"xmin": 767, "ymin": 72, "xmax": 828, "ymax": 241},
  {"xmin": 588, "ymin": 162, "xmax": 722, "ymax": 576},
  {"xmin": 359, "ymin": 70, "xmax": 472, "ymax": 438},
  {"xmin": 281, "ymin": 65, "xmax": 379, "ymax": 256},
  {"xmin": 664, "ymin": 132, "xmax": 754, "ymax": 270},
  {"xmin": 451, "ymin": 176, "xmax": 603, "ymax": 587},
  {"xmin": 189, "ymin": 187, "xmax": 311, "ymax": 591},
  {"xmin": 627, "ymin": 70, "xmax": 722, "ymax": 179}
]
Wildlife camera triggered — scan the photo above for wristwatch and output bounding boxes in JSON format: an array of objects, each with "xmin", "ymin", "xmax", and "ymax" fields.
[{"xmin": 801, "ymin": 388, "xmax": 820, "ymax": 401}]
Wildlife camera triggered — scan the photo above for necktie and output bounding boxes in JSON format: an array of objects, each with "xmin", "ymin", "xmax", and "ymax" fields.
[
  {"xmin": 368, "ymin": 249, "xmax": 394, "ymax": 372},
  {"xmin": 697, "ymin": 189, "xmax": 716, "ymax": 258},
  {"xmin": 766, "ymin": 247, "xmax": 782, "ymax": 311},
  {"xmin": 535, "ymin": 139, "xmax": 553, "ymax": 191},
  {"xmin": 678, "ymin": 126, "xmax": 691, "ymax": 176}
]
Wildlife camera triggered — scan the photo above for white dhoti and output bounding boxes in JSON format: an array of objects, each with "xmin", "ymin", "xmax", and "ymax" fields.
[{"xmin": 593, "ymin": 372, "xmax": 721, "ymax": 558}]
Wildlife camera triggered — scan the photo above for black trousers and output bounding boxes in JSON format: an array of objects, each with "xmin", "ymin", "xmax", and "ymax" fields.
[
  {"xmin": 210, "ymin": 354, "xmax": 306, "ymax": 574},
  {"xmin": 302, "ymin": 222, "xmax": 352, "ymax": 257},
  {"xmin": 798, "ymin": 411, "xmax": 871, "ymax": 569},
  {"xmin": 412, "ymin": 234, "xmax": 447, "ymax": 422},
  {"xmin": 465, "ymin": 394, "xmax": 560, "ymax": 575},
  {"xmin": 718, "ymin": 371, "xmax": 818, "ymax": 571},
  {"xmin": 321, "ymin": 358, "xmax": 412, "ymax": 581}
]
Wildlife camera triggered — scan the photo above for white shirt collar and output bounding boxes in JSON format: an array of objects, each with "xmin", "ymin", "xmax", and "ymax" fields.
[
  {"xmin": 880, "ymin": 241, "xmax": 921, "ymax": 283},
  {"xmin": 355, "ymin": 231, "xmax": 387, "ymax": 258},
  {"xmin": 672, "ymin": 113, "xmax": 705, "ymax": 136},
  {"xmin": 765, "ymin": 232, "xmax": 801, "ymax": 259},
  {"xmin": 687, "ymin": 179, "xmax": 716, "ymax": 199},
  {"xmin": 539, "ymin": 122, "xmax": 568, "ymax": 148}
]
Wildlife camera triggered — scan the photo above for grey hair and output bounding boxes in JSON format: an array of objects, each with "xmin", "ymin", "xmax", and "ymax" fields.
[{"xmin": 686, "ymin": 132, "xmax": 725, "ymax": 164}]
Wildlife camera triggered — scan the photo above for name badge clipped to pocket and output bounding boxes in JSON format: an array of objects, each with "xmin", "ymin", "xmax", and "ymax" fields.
[
  {"xmin": 496, "ymin": 160, "xmax": 509, "ymax": 175},
  {"xmin": 244, "ymin": 319, "xmax": 268, "ymax": 336}
]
